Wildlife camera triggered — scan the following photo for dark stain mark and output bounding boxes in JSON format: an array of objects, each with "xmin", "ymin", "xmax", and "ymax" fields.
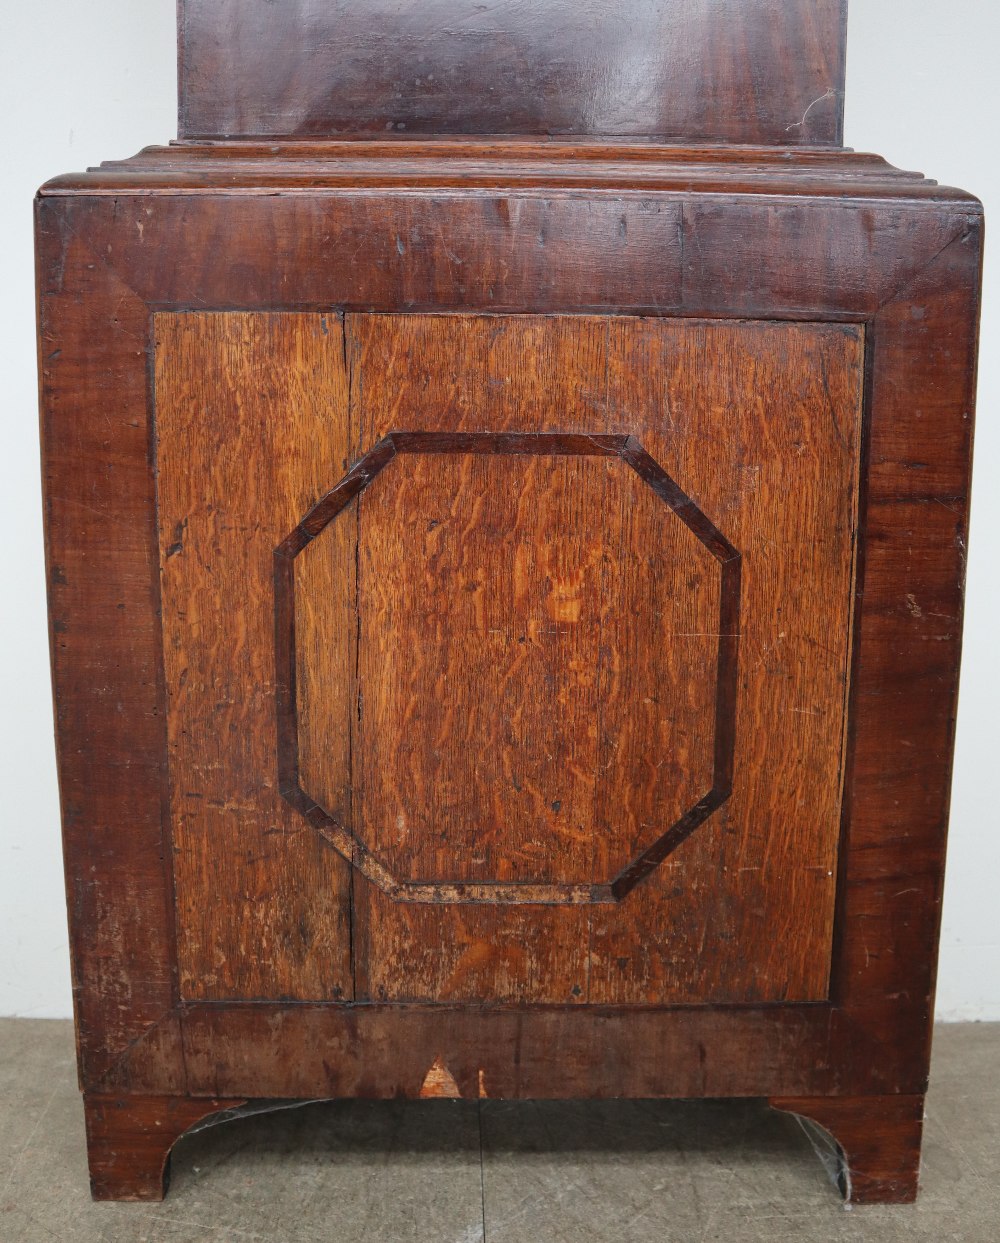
[{"xmin": 165, "ymin": 517, "xmax": 188, "ymax": 559}]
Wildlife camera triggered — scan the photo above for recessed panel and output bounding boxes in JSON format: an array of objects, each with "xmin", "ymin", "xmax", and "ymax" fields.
[{"xmin": 156, "ymin": 311, "xmax": 863, "ymax": 1007}]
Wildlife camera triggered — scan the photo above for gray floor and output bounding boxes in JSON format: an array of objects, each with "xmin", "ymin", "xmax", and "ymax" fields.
[{"xmin": 0, "ymin": 1020, "xmax": 997, "ymax": 1242}]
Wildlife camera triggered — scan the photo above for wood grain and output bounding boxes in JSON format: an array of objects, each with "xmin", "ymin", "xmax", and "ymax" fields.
[
  {"xmin": 589, "ymin": 317, "xmax": 865, "ymax": 1004},
  {"xmin": 348, "ymin": 316, "xmax": 612, "ymax": 1002},
  {"xmin": 177, "ymin": 0, "xmax": 847, "ymax": 145},
  {"xmin": 337, "ymin": 313, "xmax": 863, "ymax": 1005},
  {"xmin": 155, "ymin": 312, "xmax": 353, "ymax": 1001},
  {"xmin": 38, "ymin": 223, "xmax": 178, "ymax": 1088},
  {"xmin": 357, "ymin": 450, "xmax": 613, "ymax": 889}
]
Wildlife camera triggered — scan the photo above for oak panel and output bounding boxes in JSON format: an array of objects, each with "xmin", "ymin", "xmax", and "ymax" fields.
[
  {"xmin": 155, "ymin": 312, "xmax": 353, "ymax": 1001},
  {"xmin": 341, "ymin": 313, "xmax": 863, "ymax": 1004},
  {"xmin": 589, "ymin": 318, "xmax": 865, "ymax": 1004},
  {"xmin": 347, "ymin": 316, "xmax": 612, "ymax": 1003},
  {"xmin": 357, "ymin": 451, "xmax": 612, "ymax": 888}
]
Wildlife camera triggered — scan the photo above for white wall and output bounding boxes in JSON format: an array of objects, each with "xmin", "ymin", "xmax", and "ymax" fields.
[
  {"xmin": 0, "ymin": 2, "xmax": 997, "ymax": 1020},
  {"xmin": 844, "ymin": 2, "xmax": 1000, "ymax": 1022},
  {"xmin": 0, "ymin": 1, "xmax": 176, "ymax": 1018}
]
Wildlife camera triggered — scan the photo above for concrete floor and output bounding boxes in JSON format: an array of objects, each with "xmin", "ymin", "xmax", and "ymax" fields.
[{"xmin": 0, "ymin": 1020, "xmax": 997, "ymax": 1242}]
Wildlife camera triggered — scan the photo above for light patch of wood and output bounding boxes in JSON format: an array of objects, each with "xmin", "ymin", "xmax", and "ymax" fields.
[{"xmin": 419, "ymin": 1056, "xmax": 462, "ymax": 1099}]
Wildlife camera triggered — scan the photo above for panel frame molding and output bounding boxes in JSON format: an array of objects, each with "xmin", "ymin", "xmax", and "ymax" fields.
[{"xmin": 274, "ymin": 429, "xmax": 741, "ymax": 906}]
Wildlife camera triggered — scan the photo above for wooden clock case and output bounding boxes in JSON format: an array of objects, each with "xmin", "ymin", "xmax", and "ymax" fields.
[{"xmin": 36, "ymin": 0, "xmax": 983, "ymax": 1204}]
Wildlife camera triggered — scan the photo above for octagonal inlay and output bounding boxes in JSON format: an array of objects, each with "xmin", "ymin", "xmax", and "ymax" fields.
[{"xmin": 275, "ymin": 432, "xmax": 741, "ymax": 904}]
